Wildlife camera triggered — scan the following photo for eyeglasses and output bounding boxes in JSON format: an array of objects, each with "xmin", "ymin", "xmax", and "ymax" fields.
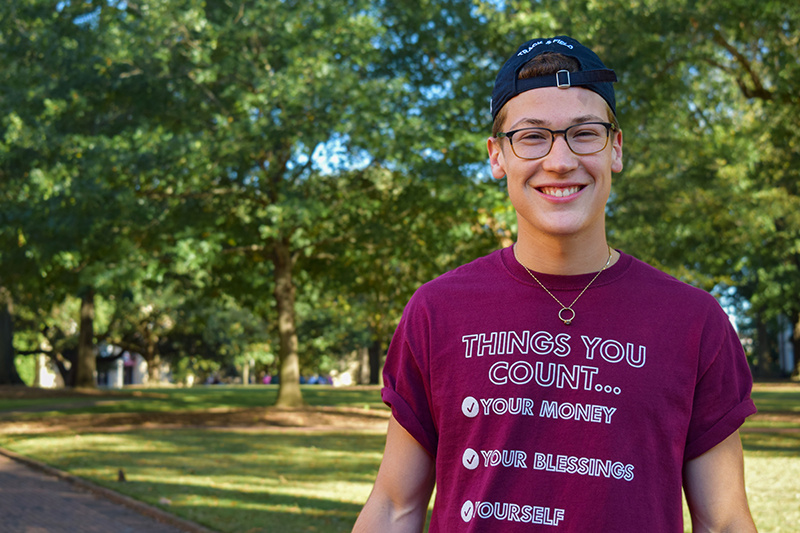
[{"xmin": 496, "ymin": 122, "xmax": 617, "ymax": 160}]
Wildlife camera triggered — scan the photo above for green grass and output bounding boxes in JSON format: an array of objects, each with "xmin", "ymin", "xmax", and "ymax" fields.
[
  {"xmin": 0, "ymin": 385, "xmax": 387, "ymax": 418},
  {"xmin": 741, "ymin": 434, "xmax": 800, "ymax": 532},
  {"xmin": 748, "ymin": 383, "xmax": 800, "ymax": 413},
  {"xmin": 1, "ymin": 383, "xmax": 798, "ymax": 533}
]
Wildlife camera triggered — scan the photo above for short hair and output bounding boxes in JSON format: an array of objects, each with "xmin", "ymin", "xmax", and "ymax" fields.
[{"xmin": 491, "ymin": 52, "xmax": 619, "ymax": 136}]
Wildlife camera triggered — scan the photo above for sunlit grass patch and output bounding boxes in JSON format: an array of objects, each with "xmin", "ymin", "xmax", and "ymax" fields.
[{"xmin": 744, "ymin": 454, "xmax": 800, "ymax": 532}]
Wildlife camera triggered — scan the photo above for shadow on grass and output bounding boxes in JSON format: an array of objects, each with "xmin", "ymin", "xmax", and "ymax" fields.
[{"xmin": 741, "ymin": 431, "xmax": 800, "ymax": 457}]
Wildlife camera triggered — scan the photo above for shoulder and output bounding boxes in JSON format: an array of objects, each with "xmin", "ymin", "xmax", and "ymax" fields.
[
  {"xmin": 618, "ymin": 254, "xmax": 738, "ymax": 354},
  {"xmin": 410, "ymin": 248, "xmax": 507, "ymax": 304},
  {"xmin": 395, "ymin": 248, "xmax": 509, "ymax": 327}
]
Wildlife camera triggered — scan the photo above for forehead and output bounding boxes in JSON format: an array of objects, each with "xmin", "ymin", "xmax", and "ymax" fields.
[{"xmin": 502, "ymin": 86, "xmax": 608, "ymax": 130}]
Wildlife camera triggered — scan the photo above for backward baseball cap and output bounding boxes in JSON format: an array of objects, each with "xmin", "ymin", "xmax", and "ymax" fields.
[{"xmin": 490, "ymin": 36, "xmax": 618, "ymax": 121}]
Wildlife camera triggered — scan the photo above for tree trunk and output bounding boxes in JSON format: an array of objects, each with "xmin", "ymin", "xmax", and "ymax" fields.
[
  {"xmin": 53, "ymin": 348, "xmax": 77, "ymax": 387},
  {"xmin": 144, "ymin": 332, "xmax": 161, "ymax": 384},
  {"xmin": 242, "ymin": 361, "xmax": 250, "ymax": 385},
  {"xmin": 792, "ymin": 311, "xmax": 800, "ymax": 380},
  {"xmin": 357, "ymin": 346, "xmax": 370, "ymax": 385},
  {"xmin": 74, "ymin": 288, "xmax": 97, "ymax": 388},
  {"xmin": 273, "ymin": 238, "xmax": 303, "ymax": 406},
  {"xmin": 0, "ymin": 288, "xmax": 25, "ymax": 386},
  {"xmin": 753, "ymin": 313, "xmax": 775, "ymax": 378},
  {"xmin": 368, "ymin": 339, "xmax": 382, "ymax": 385}
]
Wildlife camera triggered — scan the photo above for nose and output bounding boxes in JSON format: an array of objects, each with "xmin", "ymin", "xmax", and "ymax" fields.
[{"xmin": 541, "ymin": 133, "xmax": 579, "ymax": 173}]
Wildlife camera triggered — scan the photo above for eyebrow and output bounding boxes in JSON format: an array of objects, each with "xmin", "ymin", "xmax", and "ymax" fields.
[{"xmin": 509, "ymin": 114, "xmax": 606, "ymax": 130}]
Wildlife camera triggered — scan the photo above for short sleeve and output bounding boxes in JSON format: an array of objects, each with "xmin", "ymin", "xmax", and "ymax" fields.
[
  {"xmin": 381, "ymin": 297, "xmax": 439, "ymax": 457},
  {"xmin": 684, "ymin": 309, "xmax": 757, "ymax": 460}
]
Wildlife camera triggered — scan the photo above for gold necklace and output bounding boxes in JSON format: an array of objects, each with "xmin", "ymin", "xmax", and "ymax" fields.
[{"xmin": 513, "ymin": 244, "xmax": 613, "ymax": 326}]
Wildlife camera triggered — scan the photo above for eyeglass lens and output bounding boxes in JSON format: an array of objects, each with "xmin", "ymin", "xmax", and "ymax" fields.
[{"xmin": 510, "ymin": 123, "xmax": 610, "ymax": 159}]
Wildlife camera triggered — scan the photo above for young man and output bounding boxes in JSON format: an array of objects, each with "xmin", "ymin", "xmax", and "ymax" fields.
[{"xmin": 353, "ymin": 36, "xmax": 757, "ymax": 532}]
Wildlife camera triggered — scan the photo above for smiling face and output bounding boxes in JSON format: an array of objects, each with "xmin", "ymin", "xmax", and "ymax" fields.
[{"xmin": 487, "ymin": 86, "xmax": 623, "ymax": 245}]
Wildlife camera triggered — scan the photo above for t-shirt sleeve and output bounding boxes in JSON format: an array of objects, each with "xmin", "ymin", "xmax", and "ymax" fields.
[
  {"xmin": 381, "ymin": 297, "xmax": 438, "ymax": 457},
  {"xmin": 684, "ymin": 306, "xmax": 757, "ymax": 460}
]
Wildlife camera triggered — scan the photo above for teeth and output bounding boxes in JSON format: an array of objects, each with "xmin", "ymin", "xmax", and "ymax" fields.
[{"xmin": 540, "ymin": 186, "xmax": 581, "ymax": 198}]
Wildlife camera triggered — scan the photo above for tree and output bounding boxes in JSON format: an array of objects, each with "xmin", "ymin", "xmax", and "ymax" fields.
[
  {"xmin": 0, "ymin": 288, "xmax": 25, "ymax": 386},
  {"xmin": 105, "ymin": 0, "xmax": 505, "ymax": 404},
  {"xmin": 1, "ymin": 1, "xmax": 506, "ymax": 398},
  {"xmin": 0, "ymin": 1, "xmax": 187, "ymax": 387}
]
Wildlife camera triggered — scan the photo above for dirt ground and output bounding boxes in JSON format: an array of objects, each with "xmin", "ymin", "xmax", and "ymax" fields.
[{"xmin": 0, "ymin": 386, "xmax": 391, "ymax": 435}]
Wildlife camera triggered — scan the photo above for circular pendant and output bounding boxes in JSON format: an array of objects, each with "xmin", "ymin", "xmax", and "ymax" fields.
[{"xmin": 558, "ymin": 307, "xmax": 575, "ymax": 325}]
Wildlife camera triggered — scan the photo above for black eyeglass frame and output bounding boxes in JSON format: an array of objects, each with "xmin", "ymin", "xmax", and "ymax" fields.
[{"xmin": 495, "ymin": 121, "xmax": 618, "ymax": 160}]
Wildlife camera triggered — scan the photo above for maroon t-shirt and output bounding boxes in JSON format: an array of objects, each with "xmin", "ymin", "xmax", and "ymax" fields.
[{"xmin": 382, "ymin": 247, "xmax": 756, "ymax": 532}]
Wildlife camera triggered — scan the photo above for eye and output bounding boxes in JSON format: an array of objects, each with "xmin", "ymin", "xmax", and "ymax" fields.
[
  {"xmin": 514, "ymin": 129, "xmax": 549, "ymax": 143},
  {"xmin": 569, "ymin": 124, "xmax": 605, "ymax": 142},
  {"xmin": 573, "ymin": 128, "xmax": 601, "ymax": 138}
]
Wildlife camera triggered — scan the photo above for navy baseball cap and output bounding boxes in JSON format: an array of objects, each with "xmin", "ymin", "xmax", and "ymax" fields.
[{"xmin": 491, "ymin": 36, "xmax": 618, "ymax": 121}]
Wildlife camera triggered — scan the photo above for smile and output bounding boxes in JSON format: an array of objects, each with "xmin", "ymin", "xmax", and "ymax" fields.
[{"xmin": 538, "ymin": 186, "xmax": 583, "ymax": 198}]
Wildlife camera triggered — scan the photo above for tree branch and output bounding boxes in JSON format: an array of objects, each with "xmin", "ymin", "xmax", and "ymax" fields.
[
  {"xmin": 16, "ymin": 349, "xmax": 51, "ymax": 356},
  {"xmin": 711, "ymin": 28, "xmax": 773, "ymax": 101}
]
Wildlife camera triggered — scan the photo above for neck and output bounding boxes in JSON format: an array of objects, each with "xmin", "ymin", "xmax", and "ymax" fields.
[{"xmin": 514, "ymin": 232, "xmax": 616, "ymax": 275}]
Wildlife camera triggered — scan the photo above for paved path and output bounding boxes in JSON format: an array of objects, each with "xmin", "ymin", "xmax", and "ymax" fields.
[{"xmin": 0, "ymin": 451, "xmax": 215, "ymax": 533}]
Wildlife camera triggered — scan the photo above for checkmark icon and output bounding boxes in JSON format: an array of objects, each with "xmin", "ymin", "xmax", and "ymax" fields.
[
  {"xmin": 461, "ymin": 396, "xmax": 479, "ymax": 418},
  {"xmin": 461, "ymin": 500, "xmax": 475, "ymax": 522},
  {"xmin": 462, "ymin": 448, "xmax": 479, "ymax": 470}
]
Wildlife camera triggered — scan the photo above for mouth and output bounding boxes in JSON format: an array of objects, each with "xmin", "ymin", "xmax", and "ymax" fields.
[{"xmin": 537, "ymin": 185, "xmax": 583, "ymax": 198}]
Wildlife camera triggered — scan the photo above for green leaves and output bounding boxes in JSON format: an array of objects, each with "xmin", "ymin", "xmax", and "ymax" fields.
[{"xmin": 2, "ymin": 0, "xmax": 797, "ymax": 383}]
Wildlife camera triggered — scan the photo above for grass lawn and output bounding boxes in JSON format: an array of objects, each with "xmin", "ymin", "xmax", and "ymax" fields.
[
  {"xmin": 0, "ymin": 382, "xmax": 798, "ymax": 532},
  {"xmin": 736, "ymin": 382, "xmax": 800, "ymax": 533},
  {"xmin": 0, "ymin": 385, "xmax": 387, "ymax": 416}
]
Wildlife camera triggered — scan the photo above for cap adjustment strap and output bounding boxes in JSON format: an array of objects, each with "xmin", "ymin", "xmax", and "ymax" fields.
[
  {"xmin": 556, "ymin": 70, "xmax": 571, "ymax": 89},
  {"xmin": 514, "ymin": 68, "xmax": 618, "ymax": 94}
]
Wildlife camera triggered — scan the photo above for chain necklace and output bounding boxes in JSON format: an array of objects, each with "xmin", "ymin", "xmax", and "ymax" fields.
[{"xmin": 513, "ymin": 244, "xmax": 613, "ymax": 326}]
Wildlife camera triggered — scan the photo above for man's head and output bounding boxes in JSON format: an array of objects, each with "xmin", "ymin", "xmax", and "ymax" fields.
[
  {"xmin": 486, "ymin": 36, "xmax": 623, "ymax": 243},
  {"xmin": 491, "ymin": 36, "xmax": 618, "ymax": 135}
]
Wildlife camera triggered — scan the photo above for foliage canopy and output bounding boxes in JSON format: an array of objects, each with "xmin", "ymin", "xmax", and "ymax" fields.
[{"xmin": 1, "ymin": 0, "xmax": 798, "ymax": 392}]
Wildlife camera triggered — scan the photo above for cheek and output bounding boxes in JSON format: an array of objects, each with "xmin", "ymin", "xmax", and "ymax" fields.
[{"xmin": 597, "ymin": 174, "xmax": 613, "ymax": 202}]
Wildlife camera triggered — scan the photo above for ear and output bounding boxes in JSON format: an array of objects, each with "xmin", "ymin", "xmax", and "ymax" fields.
[
  {"xmin": 611, "ymin": 129, "xmax": 623, "ymax": 173},
  {"xmin": 487, "ymin": 136, "xmax": 507, "ymax": 180}
]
